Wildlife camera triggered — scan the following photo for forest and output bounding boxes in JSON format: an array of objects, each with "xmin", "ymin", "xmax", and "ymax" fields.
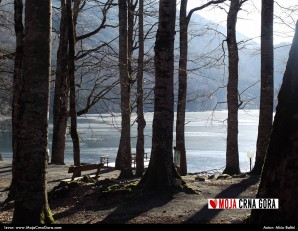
[{"xmin": 0, "ymin": 0, "xmax": 298, "ymax": 225}]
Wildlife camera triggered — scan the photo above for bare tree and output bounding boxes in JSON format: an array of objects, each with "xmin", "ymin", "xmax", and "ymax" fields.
[
  {"xmin": 51, "ymin": 0, "xmax": 116, "ymax": 165},
  {"xmin": 250, "ymin": 21, "xmax": 298, "ymax": 224},
  {"xmin": 5, "ymin": 0, "xmax": 24, "ymax": 202},
  {"xmin": 176, "ymin": 0, "xmax": 226, "ymax": 176},
  {"xmin": 13, "ymin": 0, "xmax": 53, "ymax": 223},
  {"xmin": 140, "ymin": 0, "xmax": 184, "ymax": 193},
  {"xmin": 0, "ymin": 1, "xmax": 14, "ymax": 119},
  {"xmin": 223, "ymin": 0, "xmax": 247, "ymax": 175},
  {"xmin": 115, "ymin": 0, "xmax": 133, "ymax": 178},
  {"xmin": 51, "ymin": 0, "xmax": 69, "ymax": 165},
  {"xmin": 176, "ymin": 0, "xmax": 188, "ymax": 176},
  {"xmin": 135, "ymin": 0, "xmax": 146, "ymax": 177},
  {"xmin": 67, "ymin": 0, "xmax": 81, "ymax": 171},
  {"xmin": 251, "ymin": 0, "xmax": 274, "ymax": 175}
]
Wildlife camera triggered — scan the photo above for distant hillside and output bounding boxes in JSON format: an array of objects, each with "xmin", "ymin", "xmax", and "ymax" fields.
[
  {"xmin": 183, "ymin": 11, "xmax": 289, "ymax": 111},
  {"xmin": 1, "ymin": 0, "xmax": 291, "ymax": 114},
  {"xmin": 58, "ymin": 0, "xmax": 290, "ymax": 112}
]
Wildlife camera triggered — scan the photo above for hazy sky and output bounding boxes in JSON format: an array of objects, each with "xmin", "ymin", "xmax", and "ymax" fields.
[{"xmin": 187, "ymin": 0, "xmax": 297, "ymax": 45}]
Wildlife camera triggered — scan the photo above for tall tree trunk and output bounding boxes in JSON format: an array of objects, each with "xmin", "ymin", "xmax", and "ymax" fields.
[
  {"xmin": 51, "ymin": 0, "xmax": 69, "ymax": 165},
  {"xmin": 72, "ymin": 0, "xmax": 81, "ymax": 28},
  {"xmin": 67, "ymin": 0, "xmax": 80, "ymax": 171},
  {"xmin": 251, "ymin": 0, "xmax": 274, "ymax": 175},
  {"xmin": 7, "ymin": 0, "xmax": 24, "ymax": 202},
  {"xmin": 141, "ymin": 0, "xmax": 183, "ymax": 193},
  {"xmin": 13, "ymin": 0, "xmax": 53, "ymax": 223},
  {"xmin": 127, "ymin": 0, "xmax": 134, "ymax": 82},
  {"xmin": 175, "ymin": 0, "xmax": 227, "ymax": 177},
  {"xmin": 223, "ymin": 0, "xmax": 241, "ymax": 175},
  {"xmin": 176, "ymin": 0, "xmax": 188, "ymax": 176},
  {"xmin": 135, "ymin": 0, "xmax": 146, "ymax": 177},
  {"xmin": 250, "ymin": 21, "xmax": 298, "ymax": 224},
  {"xmin": 115, "ymin": 0, "xmax": 133, "ymax": 178}
]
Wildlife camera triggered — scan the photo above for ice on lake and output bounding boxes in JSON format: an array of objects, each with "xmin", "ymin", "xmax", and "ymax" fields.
[{"xmin": 0, "ymin": 110, "xmax": 260, "ymax": 173}]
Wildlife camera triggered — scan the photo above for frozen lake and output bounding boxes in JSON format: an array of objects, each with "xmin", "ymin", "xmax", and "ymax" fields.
[{"xmin": 0, "ymin": 110, "xmax": 260, "ymax": 173}]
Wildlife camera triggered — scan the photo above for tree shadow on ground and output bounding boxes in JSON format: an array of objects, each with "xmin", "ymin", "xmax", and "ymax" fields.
[
  {"xmin": 97, "ymin": 193, "xmax": 173, "ymax": 224},
  {"xmin": 52, "ymin": 187, "xmax": 173, "ymax": 224},
  {"xmin": 50, "ymin": 191, "xmax": 117, "ymax": 221},
  {"xmin": 185, "ymin": 176, "xmax": 259, "ymax": 224}
]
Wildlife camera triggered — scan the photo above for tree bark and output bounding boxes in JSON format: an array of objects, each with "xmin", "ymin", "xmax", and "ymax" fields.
[
  {"xmin": 251, "ymin": 0, "xmax": 274, "ymax": 175},
  {"xmin": 176, "ymin": 0, "xmax": 188, "ymax": 176},
  {"xmin": 13, "ymin": 0, "xmax": 53, "ymax": 223},
  {"xmin": 51, "ymin": 0, "xmax": 69, "ymax": 165},
  {"xmin": 135, "ymin": 0, "xmax": 146, "ymax": 177},
  {"xmin": 115, "ymin": 0, "xmax": 133, "ymax": 178},
  {"xmin": 141, "ymin": 0, "xmax": 183, "ymax": 193},
  {"xmin": 176, "ymin": 0, "xmax": 226, "ymax": 176},
  {"xmin": 250, "ymin": 21, "xmax": 298, "ymax": 224},
  {"xmin": 223, "ymin": 0, "xmax": 241, "ymax": 175},
  {"xmin": 67, "ymin": 0, "xmax": 81, "ymax": 171},
  {"xmin": 127, "ymin": 0, "xmax": 134, "ymax": 83},
  {"xmin": 7, "ymin": 0, "xmax": 24, "ymax": 202}
]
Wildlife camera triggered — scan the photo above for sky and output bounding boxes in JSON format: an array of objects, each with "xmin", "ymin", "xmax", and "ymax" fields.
[{"xmin": 186, "ymin": 0, "xmax": 298, "ymax": 45}]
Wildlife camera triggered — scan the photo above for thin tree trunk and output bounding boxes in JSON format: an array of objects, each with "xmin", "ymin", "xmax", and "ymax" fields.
[
  {"xmin": 51, "ymin": 0, "xmax": 69, "ymax": 165},
  {"xmin": 7, "ymin": 0, "xmax": 24, "ymax": 202},
  {"xmin": 127, "ymin": 0, "xmax": 134, "ymax": 83},
  {"xmin": 67, "ymin": 0, "xmax": 80, "ymax": 171},
  {"xmin": 250, "ymin": 21, "xmax": 298, "ymax": 224},
  {"xmin": 223, "ymin": 0, "xmax": 241, "ymax": 175},
  {"xmin": 141, "ymin": 0, "xmax": 183, "ymax": 193},
  {"xmin": 251, "ymin": 0, "xmax": 274, "ymax": 175},
  {"xmin": 115, "ymin": 0, "xmax": 133, "ymax": 178},
  {"xmin": 72, "ymin": 0, "xmax": 81, "ymax": 28},
  {"xmin": 176, "ymin": 0, "xmax": 188, "ymax": 176},
  {"xmin": 175, "ymin": 0, "xmax": 227, "ymax": 176},
  {"xmin": 135, "ymin": 0, "xmax": 146, "ymax": 177},
  {"xmin": 13, "ymin": 0, "xmax": 53, "ymax": 223}
]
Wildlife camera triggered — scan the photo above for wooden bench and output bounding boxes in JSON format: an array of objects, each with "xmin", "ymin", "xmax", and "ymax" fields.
[
  {"xmin": 100, "ymin": 155, "xmax": 109, "ymax": 167},
  {"xmin": 68, "ymin": 163, "xmax": 104, "ymax": 181}
]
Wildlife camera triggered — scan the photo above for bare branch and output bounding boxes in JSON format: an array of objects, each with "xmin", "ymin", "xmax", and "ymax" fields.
[
  {"xmin": 186, "ymin": 0, "xmax": 227, "ymax": 24},
  {"xmin": 76, "ymin": 0, "xmax": 115, "ymax": 41}
]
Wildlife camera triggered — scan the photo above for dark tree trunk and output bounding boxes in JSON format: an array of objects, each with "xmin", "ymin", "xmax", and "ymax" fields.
[
  {"xmin": 51, "ymin": 0, "xmax": 69, "ymax": 165},
  {"xmin": 175, "ymin": 0, "xmax": 227, "ymax": 176},
  {"xmin": 250, "ymin": 21, "xmax": 298, "ymax": 224},
  {"xmin": 140, "ymin": 0, "xmax": 183, "ymax": 193},
  {"xmin": 176, "ymin": 0, "xmax": 188, "ymax": 176},
  {"xmin": 135, "ymin": 0, "xmax": 146, "ymax": 177},
  {"xmin": 67, "ymin": 0, "xmax": 80, "ymax": 172},
  {"xmin": 7, "ymin": 0, "xmax": 24, "ymax": 202},
  {"xmin": 127, "ymin": 0, "xmax": 134, "ymax": 83},
  {"xmin": 72, "ymin": 0, "xmax": 81, "ymax": 27},
  {"xmin": 251, "ymin": 0, "xmax": 274, "ymax": 175},
  {"xmin": 223, "ymin": 0, "xmax": 241, "ymax": 175},
  {"xmin": 115, "ymin": 0, "xmax": 133, "ymax": 178},
  {"xmin": 12, "ymin": 0, "xmax": 53, "ymax": 224}
]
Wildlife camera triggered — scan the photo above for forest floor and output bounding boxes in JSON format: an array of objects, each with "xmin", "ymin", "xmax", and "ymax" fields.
[{"xmin": 0, "ymin": 160, "xmax": 259, "ymax": 224}]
